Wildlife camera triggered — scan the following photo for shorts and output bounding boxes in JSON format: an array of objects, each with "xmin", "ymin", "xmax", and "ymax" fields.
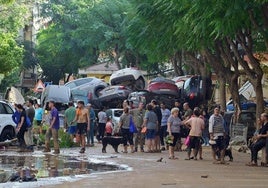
[
  {"xmin": 146, "ymin": 129, "xmax": 156, "ymax": 139},
  {"xmin": 189, "ymin": 136, "xmax": 201, "ymax": 150},
  {"xmin": 68, "ymin": 126, "xmax": 77, "ymax": 135},
  {"xmin": 77, "ymin": 123, "xmax": 87, "ymax": 135},
  {"xmin": 212, "ymin": 136, "xmax": 225, "ymax": 151},
  {"xmin": 36, "ymin": 120, "xmax": 42, "ymax": 126}
]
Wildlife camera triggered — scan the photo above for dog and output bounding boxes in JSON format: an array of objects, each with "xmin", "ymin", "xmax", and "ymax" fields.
[
  {"xmin": 102, "ymin": 136, "xmax": 124, "ymax": 153},
  {"xmin": 215, "ymin": 146, "xmax": 234, "ymax": 161}
]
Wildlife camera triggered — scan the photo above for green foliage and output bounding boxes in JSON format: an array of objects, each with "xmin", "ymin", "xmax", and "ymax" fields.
[
  {"xmin": 0, "ymin": 67, "xmax": 20, "ymax": 93},
  {"xmin": 0, "ymin": 33, "xmax": 23, "ymax": 74}
]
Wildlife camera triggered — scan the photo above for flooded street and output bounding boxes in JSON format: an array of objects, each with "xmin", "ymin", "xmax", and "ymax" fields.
[{"xmin": 1, "ymin": 144, "xmax": 268, "ymax": 188}]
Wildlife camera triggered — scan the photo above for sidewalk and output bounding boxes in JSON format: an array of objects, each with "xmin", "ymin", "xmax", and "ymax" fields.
[{"xmin": 46, "ymin": 145, "xmax": 268, "ymax": 188}]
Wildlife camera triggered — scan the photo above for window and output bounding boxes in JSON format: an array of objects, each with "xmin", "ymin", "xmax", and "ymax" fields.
[
  {"xmin": 0, "ymin": 103, "xmax": 6, "ymax": 114},
  {"xmin": 3, "ymin": 103, "xmax": 13, "ymax": 114}
]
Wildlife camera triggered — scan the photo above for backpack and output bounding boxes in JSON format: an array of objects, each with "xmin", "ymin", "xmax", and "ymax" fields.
[{"xmin": 25, "ymin": 116, "xmax": 32, "ymax": 128}]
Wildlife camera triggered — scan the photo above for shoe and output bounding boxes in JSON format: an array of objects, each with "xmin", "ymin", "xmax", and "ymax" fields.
[
  {"xmin": 246, "ymin": 162, "xmax": 258, "ymax": 166},
  {"xmin": 134, "ymin": 148, "xmax": 138, "ymax": 152},
  {"xmin": 140, "ymin": 148, "xmax": 144, "ymax": 152},
  {"xmin": 161, "ymin": 147, "xmax": 166, "ymax": 151},
  {"xmin": 79, "ymin": 148, "xmax": 85, "ymax": 153}
]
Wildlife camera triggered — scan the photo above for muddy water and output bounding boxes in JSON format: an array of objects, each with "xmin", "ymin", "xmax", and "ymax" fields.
[{"xmin": 0, "ymin": 154, "xmax": 124, "ymax": 179}]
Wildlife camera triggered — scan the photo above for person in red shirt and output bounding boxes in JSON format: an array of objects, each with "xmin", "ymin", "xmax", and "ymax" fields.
[{"xmin": 105, "ymin": 117, "xmax": 113, "ymax": 136}]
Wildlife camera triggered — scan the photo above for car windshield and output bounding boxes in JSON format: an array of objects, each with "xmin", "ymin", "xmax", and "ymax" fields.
[{"xmin": 114, "ymin": 110, "xmax": 123, "ymax": 117}]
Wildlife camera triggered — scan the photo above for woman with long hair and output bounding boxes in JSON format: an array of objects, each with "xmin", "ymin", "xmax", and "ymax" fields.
[{"xmin": 16, "ymin": 104, "xmax": 27, "ymax": 151}]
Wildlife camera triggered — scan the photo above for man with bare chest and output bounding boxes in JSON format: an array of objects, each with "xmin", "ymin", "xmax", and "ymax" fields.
[{"xmin": 72, "ymin": 101, "xmax": 90, "ymax": 153}]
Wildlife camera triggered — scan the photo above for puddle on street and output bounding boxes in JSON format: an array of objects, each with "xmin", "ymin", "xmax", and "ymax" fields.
[{"xmin": 0, "ymin": 154, "xmax": 124, "ymax": 179}]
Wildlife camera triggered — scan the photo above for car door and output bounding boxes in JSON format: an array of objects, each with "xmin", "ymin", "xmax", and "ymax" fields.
[{"xmin": 0, "ymin": 102, "xmax": 15, "ymax": 132}]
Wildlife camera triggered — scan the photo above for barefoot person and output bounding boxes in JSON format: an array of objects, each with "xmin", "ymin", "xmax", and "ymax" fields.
[{"xmin": 71, "ymin": 101, "xmax": 90, "ymax": 153}]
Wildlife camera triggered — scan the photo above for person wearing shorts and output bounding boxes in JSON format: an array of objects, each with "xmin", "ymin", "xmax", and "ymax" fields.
[
  {"xmin": 34, "ymin": 103, "xmax": 43, "ymax": 134},
  {"xmin": 143, "ymin": 104, "xmax": 158, "ymax": 153},
  {"xmin": 184, "ymin": 107, "xmax": 205, "ymax": 160},
  {"xmin": 64, "ymin": 102, "xmax": 77, "ymax": 142},
  {"xmin": 71, "ymin": 101, "xmax": 90, "ymax": 153}
]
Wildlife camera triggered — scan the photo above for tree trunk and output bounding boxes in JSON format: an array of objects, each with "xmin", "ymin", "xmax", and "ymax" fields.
[
  {"xmin": 171, "ymin": 51, "xmax": 184, "ymax": 76},
  {"xmin": 218, "ymin": 75, "xmax": 226, "ymax": 112},
  {"xmin": 114, "ymin": 44, "xmax": 121, "ymax": 69}
]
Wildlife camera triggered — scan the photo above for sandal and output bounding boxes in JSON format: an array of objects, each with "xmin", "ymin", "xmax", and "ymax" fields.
[{"xmin": 246, "ymin": 162, "xmax": 257, "ymax": 166}]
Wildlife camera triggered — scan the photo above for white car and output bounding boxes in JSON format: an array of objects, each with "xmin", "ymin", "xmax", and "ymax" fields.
[
  {"xmin": 105, "ymin": 108, "xmax": 123, "ymax": 135},
  {"xmin": 0, "ymin": 100, "xmax": 16, "ymax": 142},
  {"xmin": 109, "ymin": 68, "xmax": 147, "ymax": 90}
]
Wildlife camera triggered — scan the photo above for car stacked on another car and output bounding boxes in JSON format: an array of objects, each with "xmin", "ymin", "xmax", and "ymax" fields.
[
  {"xmin": 98, "ymin": 68, "xmax": 147, "ymax": 108},
  {"xmin": 65, "ymin": 77, "xmax": 108, "ymax": 108},
  {"xmin": 0, "ymin": 100, "xmax": 16, "ymax": 142}
]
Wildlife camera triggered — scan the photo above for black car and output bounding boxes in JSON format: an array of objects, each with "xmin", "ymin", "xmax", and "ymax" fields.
[
  {"xmin": 224, "ymin": 110, "xmax": 256, "ymax": 141},
  {"xmin": 128, "ymin": 90, "xmax": 178, "ymax": 110}
]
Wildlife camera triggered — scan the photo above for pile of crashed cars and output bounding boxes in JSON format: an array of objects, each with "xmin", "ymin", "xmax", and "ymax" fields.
[{"xmin": 65, "ymin": 68, "xmax": 212, "ymax": 109}]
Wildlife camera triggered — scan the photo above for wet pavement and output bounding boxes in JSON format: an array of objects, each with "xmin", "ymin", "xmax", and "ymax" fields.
[{"xmin": 1, "ymin": 144, "xmax": 268, "ymax": 188}]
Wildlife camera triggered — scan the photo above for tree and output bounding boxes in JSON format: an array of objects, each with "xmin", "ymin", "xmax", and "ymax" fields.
[{"xmin": 128, "ymin": 0, "xmax": 267, "ymax": 116}]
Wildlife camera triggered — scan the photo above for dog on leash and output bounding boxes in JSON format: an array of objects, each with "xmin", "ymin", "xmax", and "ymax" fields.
[{"xmin": 102, "ymin": 136, "xmax": 124, "ymax": 153}]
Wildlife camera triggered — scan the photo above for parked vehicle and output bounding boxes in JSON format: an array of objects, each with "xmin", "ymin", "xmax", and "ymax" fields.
[
  {"xmin": 65, "ymin": 77, "xmax": 100, "ymax": 89},
  {"xmin": 224, "ymin": 110, "xmax": 256, "ymax": 141},
  {"xmin": 147, "ymin": 77, "xmax": 180, "ymax": 97},
  {"xmin": 68, "ymin": 78, "xmax": 108, "ymax": 108},
  {"xmin": 41, "ymin": 85, "xmax": 71, "ymax": 110},
  {"xmin": 172, "ymin": 75, "xmax": 192, "ymax": 89},
  {"xmin": 98, "ymin": 86, "xmax": 132, "ymax": 108},
  {"xmin": 128, "ymin": 90, "xmax": 177, "ymax": 109},
  {"xmin": 105, "ymin": 108, "xmax": 123, "ymax": 134},
  {"xmin": 109, "ymin": 68, "xmax": 147, "ymax": 90},
  {"xmin": 181, "ymin": 75, "xmax": 212, "ymax": 109},
  {"xmin": 0, "ymin": 100, "xmax": 16, "ymax": 142},
  {"xmin": 226, "ymin": 81, "xmax": 267, "ymax": 111},
  {"xmin": 226, "ymin": 100, "xmax": 268, "ymax": 111}
]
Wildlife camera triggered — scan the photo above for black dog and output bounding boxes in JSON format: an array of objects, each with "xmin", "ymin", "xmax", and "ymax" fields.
[
  {"xmin": 102, "ymin": 136, "xmax": 124, "ymax": 153},
  {"xmin": 215, "ymin": 146, "xmax": 233, "ymax": 161}
]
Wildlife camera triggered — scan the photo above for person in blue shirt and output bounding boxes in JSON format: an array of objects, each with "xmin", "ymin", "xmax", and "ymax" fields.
[
  {"xmin": 12, "ymin": 104, "xmax": 21, "ymax": 127},
  {"xmin": 34, "ymin": 103, "xmax": 44, "ymax": 134}
]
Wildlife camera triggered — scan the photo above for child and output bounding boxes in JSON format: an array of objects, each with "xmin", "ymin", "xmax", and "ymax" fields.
[{"xmin": 105, "ymin": 117, "xmax": 113, "ymax": 136}]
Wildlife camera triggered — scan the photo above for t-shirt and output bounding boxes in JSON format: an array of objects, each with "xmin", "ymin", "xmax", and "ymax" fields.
[
  {"xmin": 34, "ymin": 108, "xmax": 43, "ymax": 121},
  {"xmin": 161, "ymin": 108, "xmax": 171, "ymax": 126},
  {"xmin": 26, "ymin": 107, "xmax": 35, "ymax": 123},
  {"xmin": 209, "ymin": 114, "xmax": 225, "ymax": 136},
  {"xmin": 64, "ymin": 106, "xmax": 76, "ymax": 126},
  {"xmin": 131, "ymin": 108, "xmax": 145, "ymax": 128},
  {"xmin": 144, "ymin": 110, "xmax": 158, "ymax": 130},
  {"xmin": 167, "ymin": 115, "xmax": 182, "ymax": 133},
  {"xmin": 50, "ymin": 107, "xmax": 60, "ymax": 130},
  {"xmin": 120, "ymin": 113, "xmax": 131, "ymax": 129},
  {"xmin": 98, "ymin": 111, "xmax": 107, "ymax": 124},
  {"xmin": 259, "ymin": 122, "xmax": 268, "ymax": 140},
  {"xmin": 19, "ymin": 110, "xmax": 27, "ymax": 128},
  {"xmin": 105, "ymin": 122, "xmax": 113, "ymax": 134},
  {"xmin": 185, "ymin": 116, "xmax": 204, "ymax": 137}
]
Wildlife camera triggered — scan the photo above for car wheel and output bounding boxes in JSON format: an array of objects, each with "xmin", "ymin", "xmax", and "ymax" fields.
[
  {"xmin": 0, "ymin": 127, "xmax": 15, "ymax": 142},
  {"xmin": 95, "ymin": 86, "xmax": 106, "ymax": 97},
  {"xmin": 134, "ymin": 77, "xmax": 145, "ymax": 90}
]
